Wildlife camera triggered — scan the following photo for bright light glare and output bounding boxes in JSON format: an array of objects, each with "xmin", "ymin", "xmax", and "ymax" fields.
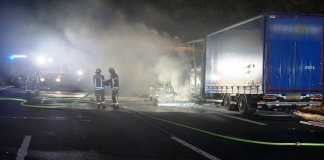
[
  {"xmin": 77, "ymin": 71, "xmax": 82, "ymax": 75},
  {"xmin": 12, "ymin": 55, "xmax": 27, "ymax": 58},
  {"xmin": 37, "ymin": 57, "xmax": 45, "ymax": 64},
  {"xmin": 212, "ymin": 74, "xmax": 219, "ymax": 81},
  {"xmin": 48, "ymin": 58, "xmax": 53, "ymax": 62},
  {"xmin": 56, "ymin": 78, "xmax": 61, "ymax": 82},
  {"xmin": 40, "ymin": 78, "xmax": 45, "ymax": 82}
]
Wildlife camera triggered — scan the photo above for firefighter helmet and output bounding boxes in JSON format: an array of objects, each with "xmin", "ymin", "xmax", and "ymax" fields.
[
  {"xmin": 109, "ymin": 68, "xmax": 115, "ymax": 72},
  {"xmin": 95, "ymin": 68, "xmax": 101, "ymax": 73}
]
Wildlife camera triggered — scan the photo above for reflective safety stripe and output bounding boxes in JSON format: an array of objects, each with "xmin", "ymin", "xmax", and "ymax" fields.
[{"xmin": 94, "ymin": 77, "xmax": 105, "ymax": 90}]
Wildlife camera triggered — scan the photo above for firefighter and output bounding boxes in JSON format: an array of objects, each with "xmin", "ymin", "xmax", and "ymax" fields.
[
  {"xmin": 107, "ymin": 67, "xmax": 119, "ymax": 107},
  {"xmin": 26, "ymin": 70, "xmax": 40, "ymax": 94},
  {"xmin": 93, "ymin": 68, "xmax": 106, "ymax": 109}
]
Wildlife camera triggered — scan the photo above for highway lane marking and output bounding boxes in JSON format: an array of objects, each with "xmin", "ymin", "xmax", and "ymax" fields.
[
  {"xmin": 171, "ymin": 137, "xmax": 220, "ymax": 160},
  {"xmin": 0, "ymin": 86, "xmax": 11, "ymax": 90},
  {"xmin": 16, "ymin": 135, "xmax": 32, "ymax": 160},
  {"xmin": 125, "ymin": 109, "xmax": 220, "ymax": 160},
  {"xmin": 41, "ymin": 97, "xmax": 46, "ymax": 104},
  {"xmin": 0, "ymin": 116, "xmax": 91, "ymax": 121},
  {"xmin": 212, "ymin": 112, "xmax": 267, "ymax": 125}
]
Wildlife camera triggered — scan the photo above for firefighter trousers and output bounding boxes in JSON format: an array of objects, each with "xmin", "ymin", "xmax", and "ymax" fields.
[
  {"xmin": 112, "ymin": 89, "xmax": 119, "ymax": 105},
  {"xmin": 94, "ymin": 90, "xmax": 105, "ymax": 106}
]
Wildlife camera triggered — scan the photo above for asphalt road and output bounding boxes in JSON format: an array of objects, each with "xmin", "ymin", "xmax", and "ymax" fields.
[{"xmin": 0, "ymin": 86, "xmax": 324, "ymax": 160}]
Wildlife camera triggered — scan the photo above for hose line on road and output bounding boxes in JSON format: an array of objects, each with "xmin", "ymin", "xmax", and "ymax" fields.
[
  {"xmin": 0, "ymin": 92, "xmax": 91, "ymax": 109},
  {"xmin": 124, "ymin": 108, "xmax": 324, "ymax": 147},
  {"xmin": 1, "ymin": 93, "xmax": 323, "ymax": 147}
]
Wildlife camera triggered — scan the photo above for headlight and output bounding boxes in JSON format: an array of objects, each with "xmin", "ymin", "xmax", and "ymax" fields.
[
  {"xmin": 37, "ymin": 57, "xmax": 45, "ymax": 64},
  {"xmin": 40, "ymin": 78, "xmax": 45, "ymax": 82},
  {"xmin": 56, "ymin": 78, "xmax": 61, "ymax": 82}
]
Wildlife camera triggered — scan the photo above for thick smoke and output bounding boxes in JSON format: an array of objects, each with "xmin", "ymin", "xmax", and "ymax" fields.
[
  {"xmin": 0, "ymin": 0, "xmax": 193, "ymax": 98},
  {"xmin": 154, "ymin": 53, "xmax": 192, "ymax": 101}
]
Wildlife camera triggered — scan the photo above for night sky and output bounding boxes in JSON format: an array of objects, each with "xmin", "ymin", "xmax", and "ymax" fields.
[{"xmin": 1, "ymin": 0, "xmax": 324, "ymax": 56}]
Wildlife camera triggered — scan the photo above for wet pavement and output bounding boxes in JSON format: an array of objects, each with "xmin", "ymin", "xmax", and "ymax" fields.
[{"xmin": 1, "ymin": 86, "xmax": 324, "ymax": 160}]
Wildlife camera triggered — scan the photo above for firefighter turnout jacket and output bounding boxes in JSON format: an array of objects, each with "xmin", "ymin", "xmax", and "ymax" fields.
[
  {"xmin": 107, "ymin": 72, "xmax": 118, "ymax": 90},
  {"xmin": 93, "ymin": 74, "xmax": 105, "ymax": 90}
]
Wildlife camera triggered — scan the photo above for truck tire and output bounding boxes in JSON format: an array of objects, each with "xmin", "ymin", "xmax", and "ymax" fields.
[
  {"xmin": 223, "ymin": 94, "xmax": 231, "ymax": 110},
  {"xmin": 238, "ymin": 95, "xmax": 248, "ymax": 114}
]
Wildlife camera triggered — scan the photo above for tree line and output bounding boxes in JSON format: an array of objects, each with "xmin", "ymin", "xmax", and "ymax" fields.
[{"xmin": 169, "ymin": 0, "xmax": 324, "ymax": 41}]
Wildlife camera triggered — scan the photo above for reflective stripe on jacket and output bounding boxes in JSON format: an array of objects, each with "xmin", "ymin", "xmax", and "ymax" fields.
[
  {"xmin": 93, "ymin": 74, "xmax": 105, "ymax": 90},
  {"xmin": 109, "ymin": 72, "xmax": 119, "ymax": 89}
]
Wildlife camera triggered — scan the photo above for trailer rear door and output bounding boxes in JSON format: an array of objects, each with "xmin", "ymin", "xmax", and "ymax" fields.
[{"xmin": 266, "ymin": 14, "xmax": 323, "ymax": 94}]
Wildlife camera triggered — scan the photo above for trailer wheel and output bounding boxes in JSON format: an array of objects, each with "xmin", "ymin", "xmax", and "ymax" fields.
[
  {"xmin": 223, "ymin": 94, "xmax": 231, "ymax": 110},
  {"xmin": 238, "ymin": 95, "xmax": 248, "ymax": 114}
]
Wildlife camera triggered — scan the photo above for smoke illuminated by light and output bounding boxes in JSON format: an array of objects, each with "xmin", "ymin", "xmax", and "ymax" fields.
[{"xmin": 1, "ymin": 0, "xmax": 191, "ymax": 97}]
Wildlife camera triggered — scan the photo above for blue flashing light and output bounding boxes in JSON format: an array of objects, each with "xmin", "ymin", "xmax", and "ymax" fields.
[{"xmin": 8, "ymin": 55, "xmax": 27, "ymax": 60}]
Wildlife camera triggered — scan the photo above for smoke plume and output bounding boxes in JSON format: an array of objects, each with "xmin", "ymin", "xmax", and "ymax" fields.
[{"xmin": 0, "ymin": 0, "xmax": 193, "ymax": 98}]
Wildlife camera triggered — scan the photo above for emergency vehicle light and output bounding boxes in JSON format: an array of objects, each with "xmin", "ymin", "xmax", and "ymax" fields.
[
  {"xmin": 12, "ymin": 55, "xmax": 27, "ymax": 58},
  {"xmin": 8, "ymin": 55, "xmax": 27, "ymax": 59}
]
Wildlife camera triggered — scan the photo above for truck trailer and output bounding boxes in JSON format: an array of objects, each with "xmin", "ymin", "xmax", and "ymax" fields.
[{"xmin": 200, "ymin": 13, "xmax": 323, "ymax": 114}]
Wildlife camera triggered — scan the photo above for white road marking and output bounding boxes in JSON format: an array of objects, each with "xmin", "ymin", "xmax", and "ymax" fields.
[
  {"xmin": 171, "ymin": 136, "xmax": 220, "ymax": 160},
  {"xmin": 213, "ymin": 112, "xmax": 267, "ymax": 125},
  {"xmin": 0, "ymin": 116, "xmax": 91, "ymax": 121},
  {"xmin": 16, "ymin": 135, "xmax": 32, "ymax": 160},
  {"xmin": 126, "ymin": 110, "xmax": 220, "ymax": 159},
  {"xmin": 0, "ymin": 86, "xmax": 11, "ymax": 90},
  {"xmin": 41, "ymin": 97, "xmax": 46, "ymax": 104}
]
